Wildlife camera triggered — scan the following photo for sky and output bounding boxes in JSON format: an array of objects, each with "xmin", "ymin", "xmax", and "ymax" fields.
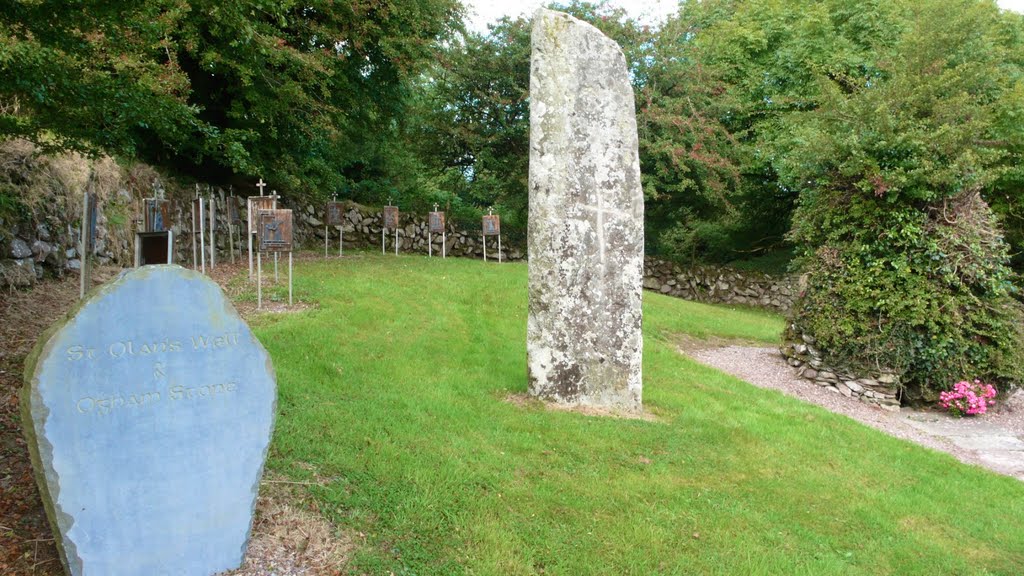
[{"xmin": 465, "ymin": 0, "xmax": 1024, "ymax": 33}]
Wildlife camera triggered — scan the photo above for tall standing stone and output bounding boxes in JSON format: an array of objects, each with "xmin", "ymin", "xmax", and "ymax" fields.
[
  {"xmin": 21, "ymin": 266, "xmax": 276, "ymax": 576},
  {"xmin": 527, "ymin": 9, "xmax": 644, "ymax": 411}
]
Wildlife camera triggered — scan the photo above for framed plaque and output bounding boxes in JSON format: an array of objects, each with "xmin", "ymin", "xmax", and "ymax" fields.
[
  {"xmin": 248, "ymin": 196, "xmax": 275, "ymax": 234},
  {"xmin": 191, "ymin": 198, "xmax": 204, "ymax": 233},
  {"xmin": 258, "ymin": 209, "xmax": 293, "ymax": 253},
  {"xmin": 326, "ymin": 202, "xmax": 345, "ymax": 227},
  {"xmin": 144, "ymin": 199, "xmax": 171, "ymax": 232},
  {"xmin": 383, "ymin": 206, "xmax": 399, "ymax": 230},
  {"xmin": 85, "ymin": 193, "xmax": 98, "ymax": 252},
  {"xmin": 482, "ymin": 214, "xmax": 500, "ymax": 236},
  {"xmin": 429, "ymin": 211, "xmax": 445, "ymax": 233},
  {"xmin": 228, "ymin": 197, "xmax": 242, "ymax": 224}
]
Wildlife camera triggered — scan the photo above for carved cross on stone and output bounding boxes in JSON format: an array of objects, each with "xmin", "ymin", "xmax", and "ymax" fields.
[{"xmin": 581, "ymin": 194, "xmax": 634, "ymax": 266}]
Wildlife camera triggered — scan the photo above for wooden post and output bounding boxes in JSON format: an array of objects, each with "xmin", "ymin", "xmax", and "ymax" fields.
[
  {"xmin": 289, "ymin": 251, "xmax": 294, "ymax": 306},
  {"xmin": 257, "ymin": 252, "xmax": 263, "ymax": 309}
]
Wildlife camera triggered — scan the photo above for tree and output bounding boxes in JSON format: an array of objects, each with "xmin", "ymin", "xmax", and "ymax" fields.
[
  {"xmin": 776, "ymin": 0, "xmax": 1024, "ymax": 399},
  {"xmin": 0, "ymin": 0, "xmax": 464, "ymax": 200}
]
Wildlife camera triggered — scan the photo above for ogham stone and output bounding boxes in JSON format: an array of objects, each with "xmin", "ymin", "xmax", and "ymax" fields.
[
  {"xmin": 527, "ymin": 9, "xmax": 644, "ymax": 411},
  {"xmin": 21, "ymin": 266, "xmax": 276, "ymax": 576}
]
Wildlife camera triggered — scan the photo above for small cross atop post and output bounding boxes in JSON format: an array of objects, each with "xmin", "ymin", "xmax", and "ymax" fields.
[
  {"xmin": 256, "ymin": 178, "xmax": 267, "ymax": 196},
  {"xmin": 433, "ymin": 203, "xmax": 439, "ymax": 211}
]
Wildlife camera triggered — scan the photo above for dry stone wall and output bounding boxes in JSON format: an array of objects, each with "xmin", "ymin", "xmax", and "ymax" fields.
[
  {"xmin": 642, "ymin": 256, "xmax": 798, "ymax": 313},
  {"xmin": 780, "ymin": 324, "xmax": 902, "ymax": 411}
]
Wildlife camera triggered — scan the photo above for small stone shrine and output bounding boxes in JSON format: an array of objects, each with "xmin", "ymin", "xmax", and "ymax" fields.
[
  {"xmin": 21, "ymin": 265, "xmax": 277, "ymax": 576},
  {"xmin": 135, "ymin": 198, "xmax": 173, "ymax": 266},
  {"xmin": 526, "ymin": 9, "xmax": 644, "ymax": 411}
]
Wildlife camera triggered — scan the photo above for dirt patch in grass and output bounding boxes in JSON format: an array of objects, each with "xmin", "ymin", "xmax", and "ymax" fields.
[{"xmin": 504, "ymin": 393, "xmax": 661, "ymax": 422}]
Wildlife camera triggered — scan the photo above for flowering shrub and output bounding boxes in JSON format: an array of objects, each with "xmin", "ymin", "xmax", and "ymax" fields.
[{"xmin": 939, "ymin": 380, "xmax": 997, "ymax": 417}]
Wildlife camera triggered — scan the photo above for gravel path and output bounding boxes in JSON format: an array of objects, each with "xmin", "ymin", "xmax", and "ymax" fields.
[{"xmin": 687, "ymin": 345, "xmax": 1024, "ymax": 481}]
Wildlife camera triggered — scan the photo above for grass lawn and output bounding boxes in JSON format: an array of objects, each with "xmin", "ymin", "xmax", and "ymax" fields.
[{"xmin": 245, "ymin": 252, "xmax": 1024, "ymax": 575}]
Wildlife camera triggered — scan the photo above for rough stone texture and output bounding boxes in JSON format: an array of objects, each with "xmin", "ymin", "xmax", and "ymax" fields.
[
  {"xmin": 527, "ymin": 9, "xmax": 644, "ymax": 411},
  {"xmin": 21, "ymin": 265, "xmax": 276, "ymax": 576},
  {"xmin": 642, "ymin": 256, "xmax": 797, "ymax": 312},
  {"xmin": 780, "ymin": 323, "xmax": 901, "ymax": 410}
]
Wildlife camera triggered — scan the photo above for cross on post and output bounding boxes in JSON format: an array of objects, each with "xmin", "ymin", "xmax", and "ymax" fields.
[
  {"xmin": 256, "ymin": 178, "xmax": 267, "ymax": 196},
  {"xmin": 582, "ymin": 194, "xmax": 633, "ymax": 266}
]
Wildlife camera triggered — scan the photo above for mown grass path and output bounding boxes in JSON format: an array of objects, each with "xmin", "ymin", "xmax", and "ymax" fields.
[{"xmin": 248, "ymin": 252, "xmax": 1024, "ymax": 575}]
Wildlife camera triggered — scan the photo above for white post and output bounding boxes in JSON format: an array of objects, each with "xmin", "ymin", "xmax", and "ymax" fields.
[
  {"xmin": 247, "ymin": 199, "xmax": 253, "ymax": 280},
  {"xmin": 443, "ymin": 231, "xmax": 446, "ymax": 258},
  {"xmin": 289, "ymin": 251, "xmax": 293, "ymax": 306},
  {"xmin": 429, "ymin": 231, "xmax": 432, "ymax": 257},
  {"xmin": 192, "ymin": 205, "xmax": 198, "ymax": 271},
  {"xmin": 483, "ymin": 235, "xmax": 487, "ymax": 262},
  {"xmin": 209, "ymin": 198, "xmax": 216, "ymax": 269},
  {"xmin": 274, "ymin": 252, "xmax": 279, "ymax": 282},
  {"xmin": 325, "ymin": 225, "xmax": 329, "ymax": 258},
  {"xmin": 199, "ymin": 200, "xmax": 206, "ymax": 274},
  {"xmin": 167, "ymin": 230, "xmax": 174, "ymax": 264},
  {"xmin": 498, "ymin": 234, "xmax": 502, "ymax": 263},
  {"xmin": 134, "ymin": 234, "xmax": 141, "ymax": 268},
  {"xmin": 395, "ymin": 229, "xmax": 399, "ymax": 256},
  {"xmin": 381, "ymin": 228, "xmax": 385, "ymax": 254},
  {"xmin": 339, "ymin": 226, "xmax": 343, "ymax": 256},
  {"xmin": 79, "ymin": 191, "xmax": 89, "ymax": 299},
  {"xmin": 257, "ymin": 252, "xmax": 263, "ymax": 309}
]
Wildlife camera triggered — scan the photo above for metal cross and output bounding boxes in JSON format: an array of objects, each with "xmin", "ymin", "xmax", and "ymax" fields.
[
  {"xmin": 582, "ymin": 194, "xmax": 632, "ymax": 266},
  {"xmin": 256, "ymin": 178, "xmax": 267, "ymax": 196}
]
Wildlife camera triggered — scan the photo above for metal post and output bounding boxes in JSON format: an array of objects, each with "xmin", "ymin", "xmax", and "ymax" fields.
[
  {"xmin": 229, "ymin": 223, "xmax": 235, "ymax": 264},
  {"xmin": 339, "ymin": 226, "xmax": 343, "ymax": 257},
  {"xmin": 395, "ymin": 229, "xmax": 399, "ymax": 256},
  {"xmin": 209, "ymin": 197, "xmax": 216, "ymax": 269},
  {"xmin": 381, "ymin": 228, "xmax": 385, "ymax": 254},
  {"xmin": 289, "ymin": 251, "xmax": 293, "ymax": 306},
  {"xmin": 257, "ymin": 252, "xmax": 262, "ymax": 309},
  {"xmin": 483, "ymin": 235, "xmax": 487, "ymax": 262},
  {"xmin": 192, "ymin": 205, "xmax": 199, "ymax": 271},
  {"xmin": 247, "ymin": 199, "xmax": 253, "ymax": 280},
  {"xmin": 79, "ymin": 190, "xmax": 89, "ymax": 299},
  {"xmin": 199, "ymin": 199, "xmax": 206, "ymax": 274},
  {"xmin": 429, "ymin": 231, "xmax": 432, "ymax": 257},
  {"xmin": 274, "ymin": 252, "xmax": 279, "ymax": 282},
  {"xmin": 325, "ymin": 225, "xmax": 329, "ymax": 258},
  {"xmin": 167, "ymin": 230, "xmax": 174, "ymax": 264},
  {"xmin": 443, "ymin": 231, "xmax": 446, "ymax": 258},
  {"xmin": 498, "ymin": 234, "xmax": 502, "ymax": 263}
]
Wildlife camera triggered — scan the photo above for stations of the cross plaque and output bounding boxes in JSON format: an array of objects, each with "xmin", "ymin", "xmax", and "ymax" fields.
[
  {"xmin": 382, "ymin": 203, "xmax": 400, "ymax": 255},
  {"xmin": 255, "ymin": 207, "xmax": 294, "ymax": 309},
  {"xmin": 246, "ymin": 179, "xmax": 276, "ymax": 280},
  {"xmin": 325, "ymin": 196, "xmax": 345, "ymax": 258},
  {"xmin": 428, "ymin": 203, "xmax": 446, "ymax": 258},
  {"xmin": 482, "ymin": 208, "xmax": 501, "ymax": 263}
]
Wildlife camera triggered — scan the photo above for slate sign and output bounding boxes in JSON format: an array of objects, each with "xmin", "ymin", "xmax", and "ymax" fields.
[
  {"xmin": 191, "ymin": 198, "xmax": 204, "ymax": 233},
  {"xmin": 483, "ymin": 214, "xmax": 501, "ymax": 236},
  {"xmin": 21, "ymin": 265, "xmax": 276, "ymax": 576},
  {"xmin": 144, "ymin": 199, "xmax": 171, "ymax": 233},
  {"xmin": 383, "ymin": 206, "xmax": 399, "ymax": 230},
  {"xmin": 258, "ymin": 209, "xmax": 293, "ymax": 252},
  {"xmin": 326, "ymin": 201, "xmax": 345, "ymax": 227},
  {"xmin": 85, "ymin": 192, "xmax": 98, "ymax": 253},
  {"xmin": 248, "ymin": 196, "xmax": 275, "ymax": 234},
  {"xmin": 429, "ymin": 211, "xmax": 445, "ymax": 233},
  {"xmin": 228, "ymin": 197, "xmax": 242, "ymax": 224}
]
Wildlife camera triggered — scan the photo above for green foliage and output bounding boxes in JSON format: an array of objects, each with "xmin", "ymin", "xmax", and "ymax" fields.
[
  {"xmin": 778, "ymin": 0, "xmax": 1024, "ymax": 400},
  {"xmin": 0, "ymin": 0, "xmax": 463, "ymax": 201},
  {"xmin": 244, "ymin": 253, "xmax": 1024, "ymax": 575}
]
